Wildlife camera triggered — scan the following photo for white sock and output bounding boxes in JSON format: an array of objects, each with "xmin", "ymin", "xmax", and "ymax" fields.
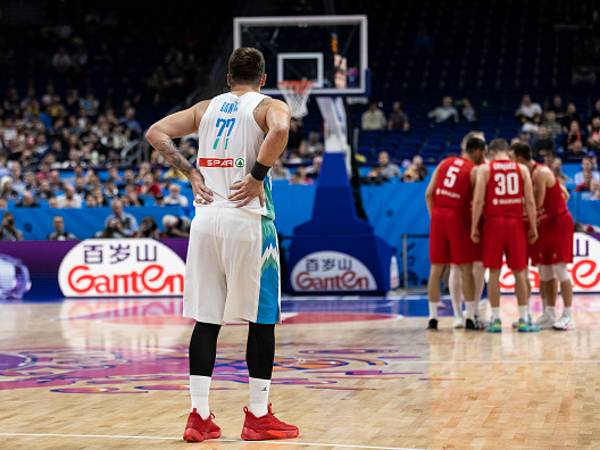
[
  {"xmin": 564, "ymin": 306, "xmax": 572, "ymax": 317},
  {"xmin": 428, "ymin": 302, "xmax": 438, "ymax": 319},
  {"xmin": 249, "ymin": 377, "xmax": 270, "ymax": 418},
  {"xmin": 546, "ymin": 306, "xmax": 556, "ymax": 318},
  {"xmin": 465, "ymin": 301, "xmax": 477, "ymax": 320},
  {"xmin": 449, "ymin": 266, "xmax": 463, "ymax": 318},
  {"xmin": 189, "ymin": 375, "xmax": 211, "ymax": 419},
  {"xmin": 518, "ymin": 306, "xmax": 528, "ymax": 320},
  {"xmin": 492, "ymin": 307, "xmax": 500, "ymax": 321}
]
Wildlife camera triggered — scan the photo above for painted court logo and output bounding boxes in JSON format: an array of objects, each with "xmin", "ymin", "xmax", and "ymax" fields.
[{"xmin": 0, "ymin": 346, "xmax": 426, "ymax": 394}]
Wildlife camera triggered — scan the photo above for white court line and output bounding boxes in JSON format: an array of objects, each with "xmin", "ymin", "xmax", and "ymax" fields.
[
  {"xmin": 0, "ymin": 432, "xmax": 425, "ymax": 450},
  {"xmin": 387, "ymin": 360, "xmax": 600, "ymax": 364}
]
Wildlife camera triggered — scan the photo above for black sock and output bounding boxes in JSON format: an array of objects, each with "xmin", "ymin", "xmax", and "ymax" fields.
[
  {"xmin": 246, "ymin": 322, "xmax": 275, "ymax": 379},
  {"xmin": 189, "ymin": 321, "xmax": 221, "ymax": 376}
]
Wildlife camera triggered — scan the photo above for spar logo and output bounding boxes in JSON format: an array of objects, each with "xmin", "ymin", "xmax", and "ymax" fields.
[
  {"xmin": 198, "ymin": 157, "xmax": 245, "ymax": 168},
  {"xmin": 500, "ymin": 232, "xmax": 600, "ymax": 293},
  {"xmin": 291, "ymin": 251, "xmax": 377, "ymax": 291},
  {"xmin": 58, "ymin": 239, "xmax": 185, "ymax": 297}
]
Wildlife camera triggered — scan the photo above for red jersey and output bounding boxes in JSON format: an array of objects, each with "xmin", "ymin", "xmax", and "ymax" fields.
[
  {"xmin": 484, "ymin": 159, "xmax": 524, "ymax": 219},
  {"xmin": 537, "ymin": 165, "xmax": 568, "ymax": 224},
  {"xmin": 432, "ymin": 156, "xmax": 475, "ymax": 212}
]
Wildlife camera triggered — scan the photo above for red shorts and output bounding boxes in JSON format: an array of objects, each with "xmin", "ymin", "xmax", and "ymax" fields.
[
  {"xmin": 429, "ymin": 208, "xmax": 474, "ymax": 265},
  {"xmin": 482, "ymin": 217, "xmax": 527, "ymax": 270},
  {"xmin": 528, "ymin": 241, "xmax": 539, "ymax": 266},
  {"xmin": 536, "ymin": 212, "xmax": 574, "ymax": 265}
]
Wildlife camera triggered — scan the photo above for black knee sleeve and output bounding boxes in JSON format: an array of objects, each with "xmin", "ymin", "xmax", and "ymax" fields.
[
  {"xmin": 189, "ymin": 321, "xmax": 221, "ymax": 376},
  {"xmin": 246, "ymin": 322, "xmax": 275, "ymax": 380}
]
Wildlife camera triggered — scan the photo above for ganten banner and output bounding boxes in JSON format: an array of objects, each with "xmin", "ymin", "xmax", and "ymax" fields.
[
  {"xmin": 500, "ymin": 232, "xmax": 600, "ymax": 293},
  {"xmin": 0, "ymin": 239, "xmax": 189, "ymax": 300},
  {"xmin": 58, "ymin": 239, "xmax": 186, "ymax": 297}
]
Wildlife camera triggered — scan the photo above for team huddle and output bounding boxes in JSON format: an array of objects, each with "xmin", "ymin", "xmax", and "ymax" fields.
[{"xmin": 426, "ymin": 133, "xmax": 575, "ymax": 332}]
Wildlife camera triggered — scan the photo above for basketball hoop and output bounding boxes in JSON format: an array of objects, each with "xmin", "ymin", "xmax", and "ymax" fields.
[{"xmin": 278, "ymin": 80, "xmax": 313, "ymax": 118}]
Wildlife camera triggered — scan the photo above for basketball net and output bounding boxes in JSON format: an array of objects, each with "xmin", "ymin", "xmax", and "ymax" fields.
[{"xmin": 278, "ymin": 80, "xmax": 313, "ymax": 118}]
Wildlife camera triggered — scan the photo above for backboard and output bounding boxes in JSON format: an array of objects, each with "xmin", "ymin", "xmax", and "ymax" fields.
[{"xmin": 233, "ymin": 15, "xmax": 368, "ymax": 95}]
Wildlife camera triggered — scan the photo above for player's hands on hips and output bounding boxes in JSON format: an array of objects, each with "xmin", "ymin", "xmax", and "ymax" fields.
[
  {"xmin": 189, "ymin": 170, "xmax": 213, "ymax": 205},
  {"xmin": 228, "ymin": 174, "xmax": 265, "ymax": 207},
  {"xmin": 528, "ymin": 227, "xmax": 538, "ymax": 244},
  {"xmin": 471, "ymin": 228, "xmax": 480, "ymax": 243}
]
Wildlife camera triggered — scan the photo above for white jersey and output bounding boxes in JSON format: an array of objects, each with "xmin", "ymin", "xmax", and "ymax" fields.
[{"xmin": 196, "ymin": 91, "xmax": 275, "ymax": 219}]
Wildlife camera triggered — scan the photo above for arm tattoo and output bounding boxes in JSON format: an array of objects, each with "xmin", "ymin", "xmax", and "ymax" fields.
[{"xmin": 155, "ymin": 138, "xmax": 195, "ymax": 176}]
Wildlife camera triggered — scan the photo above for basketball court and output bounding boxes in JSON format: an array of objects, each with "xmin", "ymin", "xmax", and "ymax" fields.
[
  {"xmin": 2, "ymin": 11, "xmax": 600, "ymax": 450},
  {"xmin": 0, "ymin": 295, "xmax": 599, "ymax": 450}
]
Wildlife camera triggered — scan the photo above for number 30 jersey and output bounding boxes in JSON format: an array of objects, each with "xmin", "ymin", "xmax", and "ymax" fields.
[
  {"xmin": 196, "ymin": 91, "xmax": 275, "ymax": 219},
  {"xmin": 432, "ymin": 157, "xmax": 475, "ymax": 213},
  {"xmin": 484, "ymin": 159, "xmax": 524, "ymax": 219}
]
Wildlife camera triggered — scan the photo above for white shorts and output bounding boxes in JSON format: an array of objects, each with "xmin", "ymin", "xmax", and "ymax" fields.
[{"xmin": 183, "ymin": 207, "xmax": 280, "ymax": 325}]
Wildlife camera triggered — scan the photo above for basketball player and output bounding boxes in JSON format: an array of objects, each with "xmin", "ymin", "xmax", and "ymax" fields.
[
  {"xmin": 425, "ymin": 136, "xmax": 485, "ymax": 330},
  {"xmin": 471, "ymin": 139, "xmax": 538, "ymax": 333},
  {"xmin": 447, "ymin": 131, "xmax": 488, "ymax": 328},
  {"xmin": 146, "ymin": 47, "xmax": 299, "ymax": 442},
  {"xmin": 512, "ymin": 144, "xmax": 575, "ymax": 330}
]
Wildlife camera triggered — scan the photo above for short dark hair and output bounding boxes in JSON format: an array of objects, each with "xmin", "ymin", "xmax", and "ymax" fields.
[
  {"xmin": 465, "ymin": 137, "xmax": 486, "ymax": 153},
  {"xmin": 511, "ymin": 142, "xmax": 532, "ymax": 161},
  {"xmin": 488, "ymin": 138, "xmax": 509, "ymax": 153},
  {"xmin": 228, "ymin": 47, "xmax": 265, "ymax": 86}
]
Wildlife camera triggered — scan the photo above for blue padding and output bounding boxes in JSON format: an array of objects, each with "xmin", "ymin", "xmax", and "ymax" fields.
[
  {"xmin": 294, "ymin": 153, "xmax": 372, "ymax": 235},
  {"xmin": 10, "ymin": 206, "xmax": 184, "ymax": 240}
]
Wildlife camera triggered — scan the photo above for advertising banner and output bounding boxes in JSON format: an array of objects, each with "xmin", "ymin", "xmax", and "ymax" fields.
[
  {"xmin": 290, "ymin": 250, "xmax": 377, "ymax": 292},
  {"xmin": 58, "ymin": 239, "xmax": 186, "ymax": 297},
  {"xmin": 0, "ymin": 239, "xmax": 188, "ymax": 300},
  {"xmin": 500, "ymin": 232, "xmax": 600, "ymax": 293}
]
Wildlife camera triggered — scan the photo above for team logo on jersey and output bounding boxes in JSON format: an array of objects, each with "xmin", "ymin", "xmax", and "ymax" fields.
[{"xmin": 198, "ymin": 157, "xmax": 245, "ymax": 168}]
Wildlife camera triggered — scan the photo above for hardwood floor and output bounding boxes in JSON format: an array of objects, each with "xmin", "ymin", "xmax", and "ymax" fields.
[{"xmin": 0, "ymin": 297, "xmax": 599, "ymax": 450}]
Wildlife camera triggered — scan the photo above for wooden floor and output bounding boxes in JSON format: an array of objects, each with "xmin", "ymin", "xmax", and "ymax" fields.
[{"xmin": 1, "ymin": 297, "xmax": 599, "ymax": 450}]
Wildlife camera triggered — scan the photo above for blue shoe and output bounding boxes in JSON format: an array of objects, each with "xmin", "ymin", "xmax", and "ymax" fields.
[
  {"xmin": 517, "ymin": 318, "xmax": 541, "ymax": 332},
  {"xmin": 486, "ymin": 318, "xmax": 502, "ymax": 333}
]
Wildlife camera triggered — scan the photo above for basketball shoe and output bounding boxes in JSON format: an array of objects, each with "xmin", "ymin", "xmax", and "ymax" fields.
[
  {"xmin": 453, "ymin": 314, "xmax": 465, "ymax": 329},
  {"xmin": 552, "ymin": 314, "xmax": 575, "ymax": 331},
  {"xmin": 183, "ymin": 409, "xmax": 221, "ymax": 442},
  {"xmin": 241, "ymin": 404, "xmax": 299, "ymax": 441},
  {"xmin": 517, "ymin": 318, "xmax": 540, "ymax": 332},
  {"xmin": 535, "ymin": 310, "xmax": 556, "ymax": 329},
  {"xmin": 486, "ymin": 318, "xmax": 502, "ymax": 333},
  {"xmin": 427, "ymin": 318, "xmax": 438, "ymax": 330}
]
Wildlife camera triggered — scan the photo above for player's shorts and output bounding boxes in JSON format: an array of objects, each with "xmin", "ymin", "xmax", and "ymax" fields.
[
  {"xmin": 183, "ymin": 207, "xmax": 280, "ymax": 325},
  {"xmin": 536, "ymin": 212, "xmax": 574, "ymax": 265},
  {"xmin": 527, "ymin": 240, "xmax": 539, "ymax": 266},
  {"xmin": 429, "ymin": 208, "xmax": 474, "ymax": 265},
  {"xmin": 482, "ymin": 216, "xmax": 527, "ymax": 271}
]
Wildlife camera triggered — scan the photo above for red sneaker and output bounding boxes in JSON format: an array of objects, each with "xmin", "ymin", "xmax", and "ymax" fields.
[
  {"xmin": 241, "ymin": 404, "xmax": 300, "ymax": 441},
  {"xmin": 182, "ymin": 409, "xmax": 221, "ymax": 442}
]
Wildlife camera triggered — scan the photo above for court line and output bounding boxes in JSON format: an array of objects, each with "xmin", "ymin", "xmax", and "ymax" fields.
[
  {"xmin": 387, "ymin": 360, "xmax": 600, "ymax": 364},
  {"xmin": 0, "ymin": 432, "xmax": 425, "ymax": 450}
]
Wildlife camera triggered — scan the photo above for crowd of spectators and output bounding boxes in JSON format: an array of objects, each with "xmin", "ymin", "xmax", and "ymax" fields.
[
  {"xmin": 515, "ymin": 94, "xmax": 600, "ymax": 157},
  {"xmin": 0, "ymin": 82, "xmax": 143, "ymax": 169}
]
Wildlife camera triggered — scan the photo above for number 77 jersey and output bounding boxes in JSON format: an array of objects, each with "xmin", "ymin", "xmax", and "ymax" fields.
[
  {"xmin": 484, "ymin": 159, "xmax": 524, "ymax": 219},
  {"xmin": 432, "ymin": 156, "xmax": 475, "ymax": 213}
]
